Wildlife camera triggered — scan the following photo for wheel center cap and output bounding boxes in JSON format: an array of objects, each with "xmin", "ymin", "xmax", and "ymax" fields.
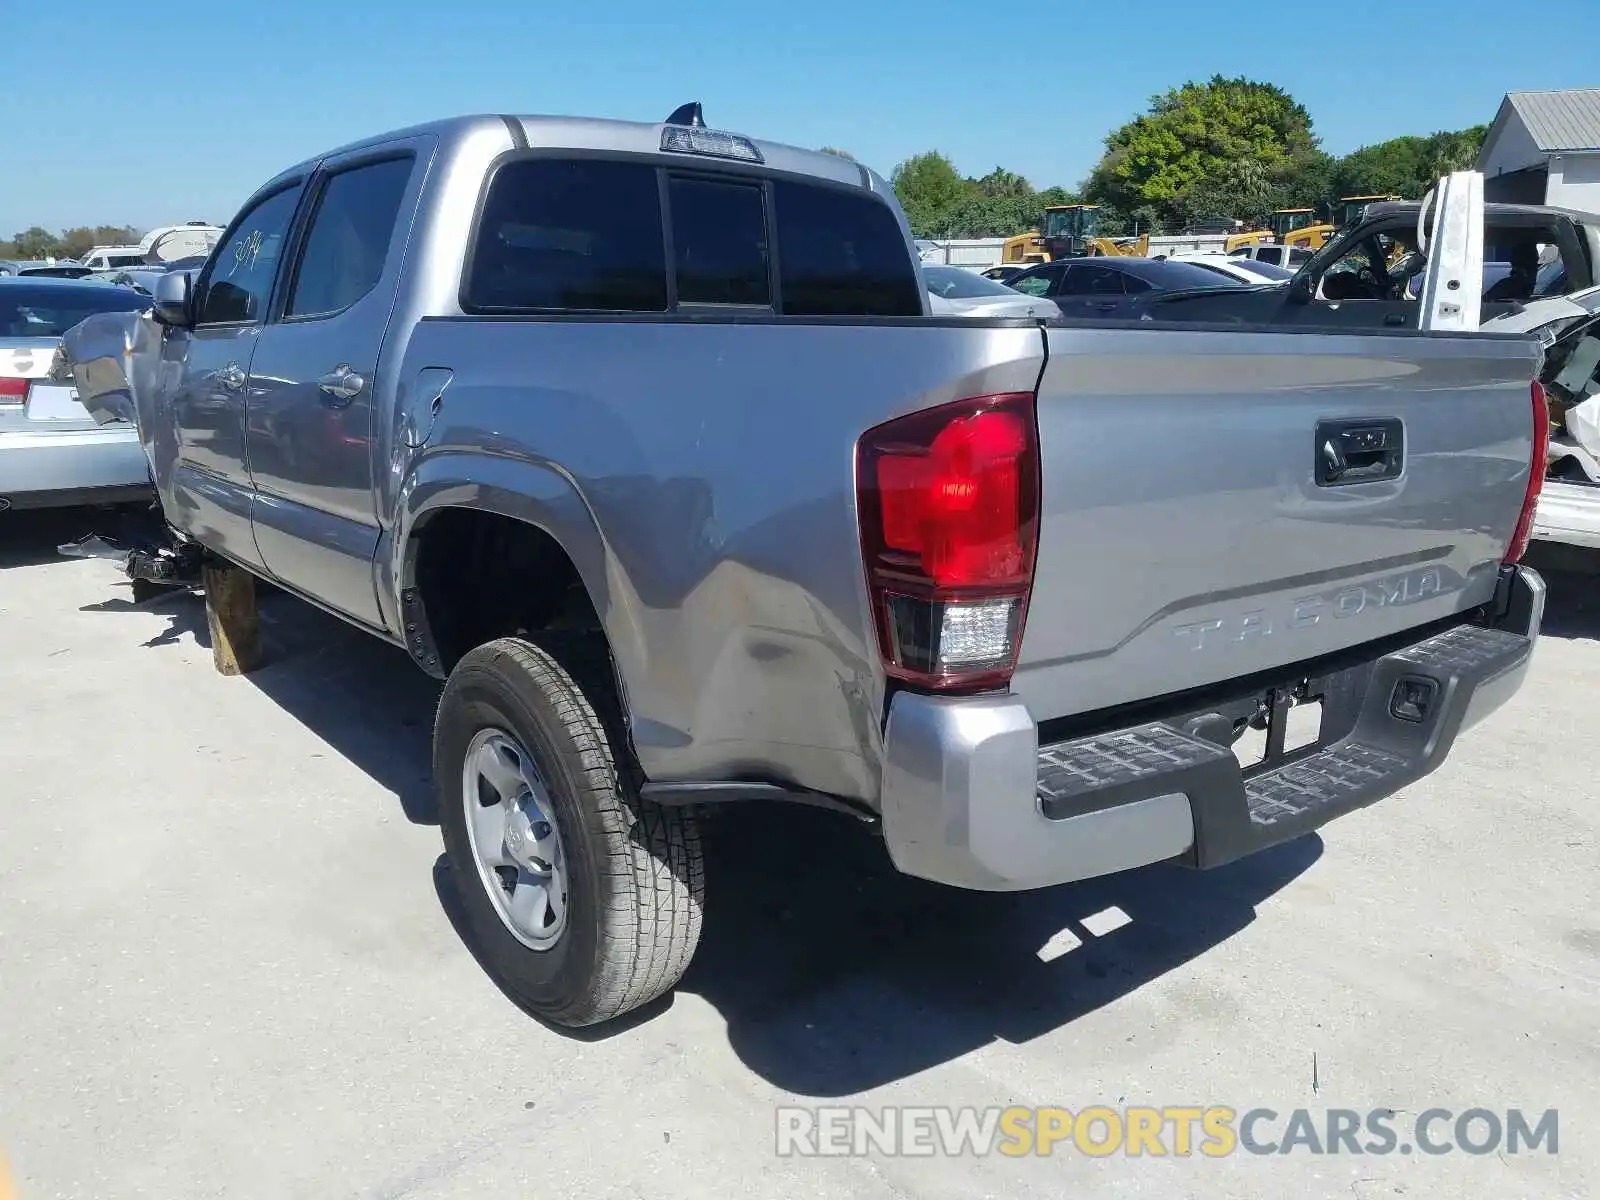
[{"xmin": 503, "ymin": 794, "xmax": 546, "ymax": 863}]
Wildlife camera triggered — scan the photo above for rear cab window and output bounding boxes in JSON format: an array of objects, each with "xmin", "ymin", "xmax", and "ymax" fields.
[{"xmin": 463, "ymin": 156, "xmax": 922, "ymax": 317}]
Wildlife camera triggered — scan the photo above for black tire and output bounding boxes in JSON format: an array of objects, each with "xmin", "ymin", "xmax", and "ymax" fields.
[{"xmin": 435, "ymin": 636, "xmax": 703, "ymax": 1027}]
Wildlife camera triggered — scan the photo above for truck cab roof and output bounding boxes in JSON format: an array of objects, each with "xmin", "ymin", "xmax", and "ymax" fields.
[{"xmin": 267, "ymin": 112, "xmax": 882, "ymax": 199}]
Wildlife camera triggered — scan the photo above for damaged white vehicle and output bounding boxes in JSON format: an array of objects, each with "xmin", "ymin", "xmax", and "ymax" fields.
[{"xmin": 1488, "ymin": 287, "xmax": 1600, "ymax": 552}]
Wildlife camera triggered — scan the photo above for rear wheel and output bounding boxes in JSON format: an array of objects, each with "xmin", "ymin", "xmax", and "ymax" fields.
[{"xmin": 435, "ymin": 636, "xmax": 703, "ymax": 1027}]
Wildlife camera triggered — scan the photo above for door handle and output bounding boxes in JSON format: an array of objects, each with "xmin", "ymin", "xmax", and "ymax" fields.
[
  {"xmin": 317, "ymin": 364, "xmax": 366, "ymax": 404},
  {"xmin": 1094, "ymin": 301, "xmax": 1118, "ymax": 311},
  {"xmin": 1383, "ymin": 312, "xmax": 1407, "ymax": 326},
  {"xmin": 216, "ymin": 362, "xmax": 245, "ymax": 391}
]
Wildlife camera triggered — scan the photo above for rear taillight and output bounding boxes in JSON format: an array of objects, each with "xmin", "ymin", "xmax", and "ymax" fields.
[
  {"xmin": 856, "ymin": 393, "xmax": 1040, "ymax": 691},
  {"xmin": 0, "ymin": 378, "xmax": 25, "ymax": 406},
  {"xmin": 1504, "ymin": 379, "xmax": 1552, "ymax": 565}
]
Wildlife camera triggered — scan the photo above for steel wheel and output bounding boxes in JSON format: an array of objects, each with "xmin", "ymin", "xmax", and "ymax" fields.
[{"xmin": 461, "ymin": 728, "xmax": 569, "ymax": 951}]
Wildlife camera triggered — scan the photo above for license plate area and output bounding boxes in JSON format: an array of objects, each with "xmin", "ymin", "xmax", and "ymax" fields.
[
  {"xmin": 26, "ymin": 383, "xmax": 87, "ymax": 421},
  {"xmin": 1174, "ymin": 676, "xmax": 1338, "ymax": 778}
]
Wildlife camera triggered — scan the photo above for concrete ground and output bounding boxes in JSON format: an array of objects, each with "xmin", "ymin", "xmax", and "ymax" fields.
[{"xmin": 1, "ymin": 511, "xmax": 1595, "ymax": 1200}]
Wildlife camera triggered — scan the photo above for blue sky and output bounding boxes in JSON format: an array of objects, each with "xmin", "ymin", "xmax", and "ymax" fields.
[{"xmin": 9, "ymin": 0, "xmax": 1598, "ymax": 235}]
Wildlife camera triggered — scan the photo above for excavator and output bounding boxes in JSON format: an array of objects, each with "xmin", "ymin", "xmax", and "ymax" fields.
[{"xmin": 1041, "ymin": 204, "xmax": 1149, "ymax": 258}]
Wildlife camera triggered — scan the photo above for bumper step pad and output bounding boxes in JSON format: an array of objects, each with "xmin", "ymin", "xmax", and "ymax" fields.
[{"xmin": 1033, "ymin": 621, "xmax": 1532, "ymax": 869}]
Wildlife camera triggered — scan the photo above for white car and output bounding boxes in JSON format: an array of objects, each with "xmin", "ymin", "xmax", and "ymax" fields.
[
  {"xmin": 1169, "ymin": 253, "xmax": 1295, "ymax": 286},
  {"xmin": 923, "ymin": 263, "xmax": 1054, "ymax": 319},
  {"xmin": 1229, "ymin": 243, "xmax": 1314, "ymax": 269},
  {"xmin": 0, "ymin": 277, "xmax": 155, "ymax": 511}
]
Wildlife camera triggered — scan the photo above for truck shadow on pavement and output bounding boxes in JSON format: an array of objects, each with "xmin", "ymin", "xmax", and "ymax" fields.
[
  {"xmin": 679, "ymin": 809, "xmax": 1322, "ymax": 1095},
  {"xmin": 433, "ymin": 802, "xmax": 1322, "ymax": 1092},
  {"xmin": 73, "ymin": 568, "xmax": 444, "ymax": 826}
]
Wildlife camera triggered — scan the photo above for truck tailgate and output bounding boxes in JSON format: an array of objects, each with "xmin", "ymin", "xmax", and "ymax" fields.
[{"xmin": 1015, "ymin": 324, "xmax": 1542, "ymax": 721}]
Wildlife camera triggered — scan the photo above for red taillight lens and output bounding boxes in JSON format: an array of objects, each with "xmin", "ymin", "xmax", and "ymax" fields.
[
  {"xmin": 1505, "ymin": 379, "xmax": 1552, "ymax": 565},
  {"xmin": 0, "ymin": 377, "xmax": 26, "ymax": 405},
  {"xmin": 857, "ymin": 393, "xmax": 1040, "ymax": 691}
]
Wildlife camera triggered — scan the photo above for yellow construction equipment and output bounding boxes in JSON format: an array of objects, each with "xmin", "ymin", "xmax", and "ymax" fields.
[
  {"xmin": 1001, "ymin": 233, "xmax": 1049, "ymax": 265},
  {"xmin": 1270, "ymin": 208, "xmax": 1334, "ymax": 250},
  {"xmin": 1334, "ymin": 194, "xmax": 1402, "ymax": 228},
  {"xmin": 1224, "ymin": 229, "xmax": 1274, "ymax": 254},
  {"xmin": 1042, "ymin": 204, "xmax": 1098, "ymax": 258},
  {"xmin": 1042, "ymin": 205, "xmax": 1152, "ymax": 257},
  {"xmin": 1086, "ymin": 235, "xmax": 1150, "ymax": 257}
]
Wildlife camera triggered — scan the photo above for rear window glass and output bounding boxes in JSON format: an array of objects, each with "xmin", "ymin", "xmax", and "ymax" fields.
[
  {"xmin": 773, "ymin": 180, "xmax": 922, "ymax": 316},
  {"xmin": 0, "ymin": 283, "xmax": 148, "ymax": 338},
  {"xmin": 668, "ymin": 176, "xmax": 770, "ymax": 306},
  {"xmin": 466, "ymin": 159, "xmax": 668, "ymax": 312}
]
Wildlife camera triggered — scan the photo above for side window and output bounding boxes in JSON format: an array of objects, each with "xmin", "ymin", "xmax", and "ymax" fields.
[
  {"xmin": 286, "ymin": 157, "xmax": 413, "ymax": 319},
  {"xmin": 667, "ymin": 176, "xmax": 770, "ymax": 306},
  {"xmin": 1009, "ymin": 270, "xmax": 1054, "ymax": 297},
  {"xmin": 197, "ymin": 185, "xmax": 304, "ymax": 325},
  {"xmin": 773, "ymin": 181, "xmax": 923, "ymax": 316},
  {"xmin": 1121, "ymin": 273, "xmax": 1153, "ymax": 294},
  {"xmin": 1058, "ymin": 265, "xmax": 1124, "ymax": 296},
  {"xmin": 465, "ymin": 159, "xmax": 668, "ymax": 312}
]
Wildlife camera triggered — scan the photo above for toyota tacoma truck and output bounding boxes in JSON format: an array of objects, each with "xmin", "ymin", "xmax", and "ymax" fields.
[{"xmin": 60, "ymin": 106, "xmax": 1549, "ymax": 1028}]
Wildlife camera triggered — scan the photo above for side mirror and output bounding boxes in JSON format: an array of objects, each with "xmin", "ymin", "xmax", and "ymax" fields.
[
  {"xmin": 1287, "ymin": 271, "xmax": 1317, "ymax": 305},
  {"xmin": 152, "ymin": 269, "xmax": 197, "ymax": 327}
]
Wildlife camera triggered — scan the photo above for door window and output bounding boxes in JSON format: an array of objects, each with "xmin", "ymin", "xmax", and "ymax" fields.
[
  {"xmin": 286, "ymin": 157, "xmax": 413, "ymax": 319},
  {"xmin": 1058, "ymin": 265, "xmax": 1126, "ymax": 296},
  {"xmin": 196, "ymin": 185, "xmax": 304, "ymax": 325},
  {"xmin": 1007, "ymin": 268, "xmax": 1056, "ymax": 296},
  {"xmin": 465, "ymin": 159, "xmax": 668, "ymax": 312}
]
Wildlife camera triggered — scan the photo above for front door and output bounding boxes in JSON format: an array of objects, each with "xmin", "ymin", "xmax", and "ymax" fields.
[
  {"xmin": 164, "ymin": 181, "xmax": 306, "ymax": 567},
  {"xmin": 1052, "ymin": 263, "xmax": 1131, "ymax": 319},
  {"xmin": 244, "ymin": 149, "xmax": 420, "ymax": 628}
]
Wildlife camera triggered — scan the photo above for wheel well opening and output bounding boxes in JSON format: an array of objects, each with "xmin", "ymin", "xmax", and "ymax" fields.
[{"xmin": 410, "ymin": 509, "xmax": 602, "ymax": 673}]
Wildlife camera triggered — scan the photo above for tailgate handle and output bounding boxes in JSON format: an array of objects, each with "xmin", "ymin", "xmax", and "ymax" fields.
[{"xmin": 1315, "ymin": 418, "xmax": 1403, "ymax": 486}]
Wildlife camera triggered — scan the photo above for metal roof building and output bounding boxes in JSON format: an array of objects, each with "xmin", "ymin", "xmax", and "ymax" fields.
[{"xmin": 1478, "ymin": 89, "xmax": 1600, "ymax": 211}]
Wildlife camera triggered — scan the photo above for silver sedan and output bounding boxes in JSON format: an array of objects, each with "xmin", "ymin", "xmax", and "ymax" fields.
[
  {"xmin": 0, "ymin": 277, "xmax": 154, "ymax": 511},
  {"xmin": 923, "ymin": 264, "xmax": 1055, "ymax": 319}
]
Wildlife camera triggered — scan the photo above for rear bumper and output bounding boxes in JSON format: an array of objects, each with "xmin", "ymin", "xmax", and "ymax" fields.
[
  {"xmin": 0, "ymin": 425, "xmax": 152, "ymax": 510},
  {"xmin": 879, "ymin": 565, "xmax": 1544, "ymax": 892}
]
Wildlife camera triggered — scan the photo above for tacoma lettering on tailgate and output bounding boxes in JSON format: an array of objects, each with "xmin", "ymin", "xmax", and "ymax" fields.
[{"xmin": 1172, "ymin": 567, "xmax": 1450, "ymax": 652}]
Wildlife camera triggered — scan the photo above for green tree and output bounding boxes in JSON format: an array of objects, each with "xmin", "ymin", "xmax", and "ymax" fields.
[
  {"xmin": 1178, "ymin": 157, "xmax": 1279, "ymax": 227},
  {"xmin": 1329, "ymin": 126, "xmax": 1486, "ymax": 203},
  {"xmin": 10, "ymin": 227, "xmax": 61, "ymax": 259},
  {"xmin": 976, "ymin": 167, "xmax": 1031, "ymax": 199},
  {"xmin": 891, "ymin": 151, "xmax": 971, "ymax": 237},
  {"xmin": 57, "ymin": 225, "xmax": 141, "ymax": 259},
  {"xmin": 1084, "ymin": 75, "xmax": 1321, "ymax": 228}
]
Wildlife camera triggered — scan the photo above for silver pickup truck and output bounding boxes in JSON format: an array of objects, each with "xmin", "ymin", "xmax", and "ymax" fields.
[{"xmin": 61, "ymin": 107, "xmax": 1549, "ymax": 1028}]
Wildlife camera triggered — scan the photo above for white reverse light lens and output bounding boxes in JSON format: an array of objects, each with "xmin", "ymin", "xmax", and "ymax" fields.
[{"xmin": 938, "ymin": 599, "xmax": 1017, "ymax": 667}]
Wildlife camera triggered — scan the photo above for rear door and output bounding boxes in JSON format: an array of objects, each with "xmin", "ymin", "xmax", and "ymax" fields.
[
  {"xmin": 1052, "ymin": 264, "xmax": 1130, "ymax": 319},
  {"xmin": 1016, "ymin": 323, "xmax": 1541, "ymax": 721},
  {"xmin": 163, "ymin": 180, "xmax": 306, "ymax": 566},
  {"xmin": 245, "ymin": 144, "xmax": 423, "ymax": 627}
]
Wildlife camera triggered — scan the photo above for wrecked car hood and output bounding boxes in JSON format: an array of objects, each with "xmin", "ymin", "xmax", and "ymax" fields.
[{"xmin": 1481, "ymin": 285, "xmax": 1600, "ymax": 338}]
